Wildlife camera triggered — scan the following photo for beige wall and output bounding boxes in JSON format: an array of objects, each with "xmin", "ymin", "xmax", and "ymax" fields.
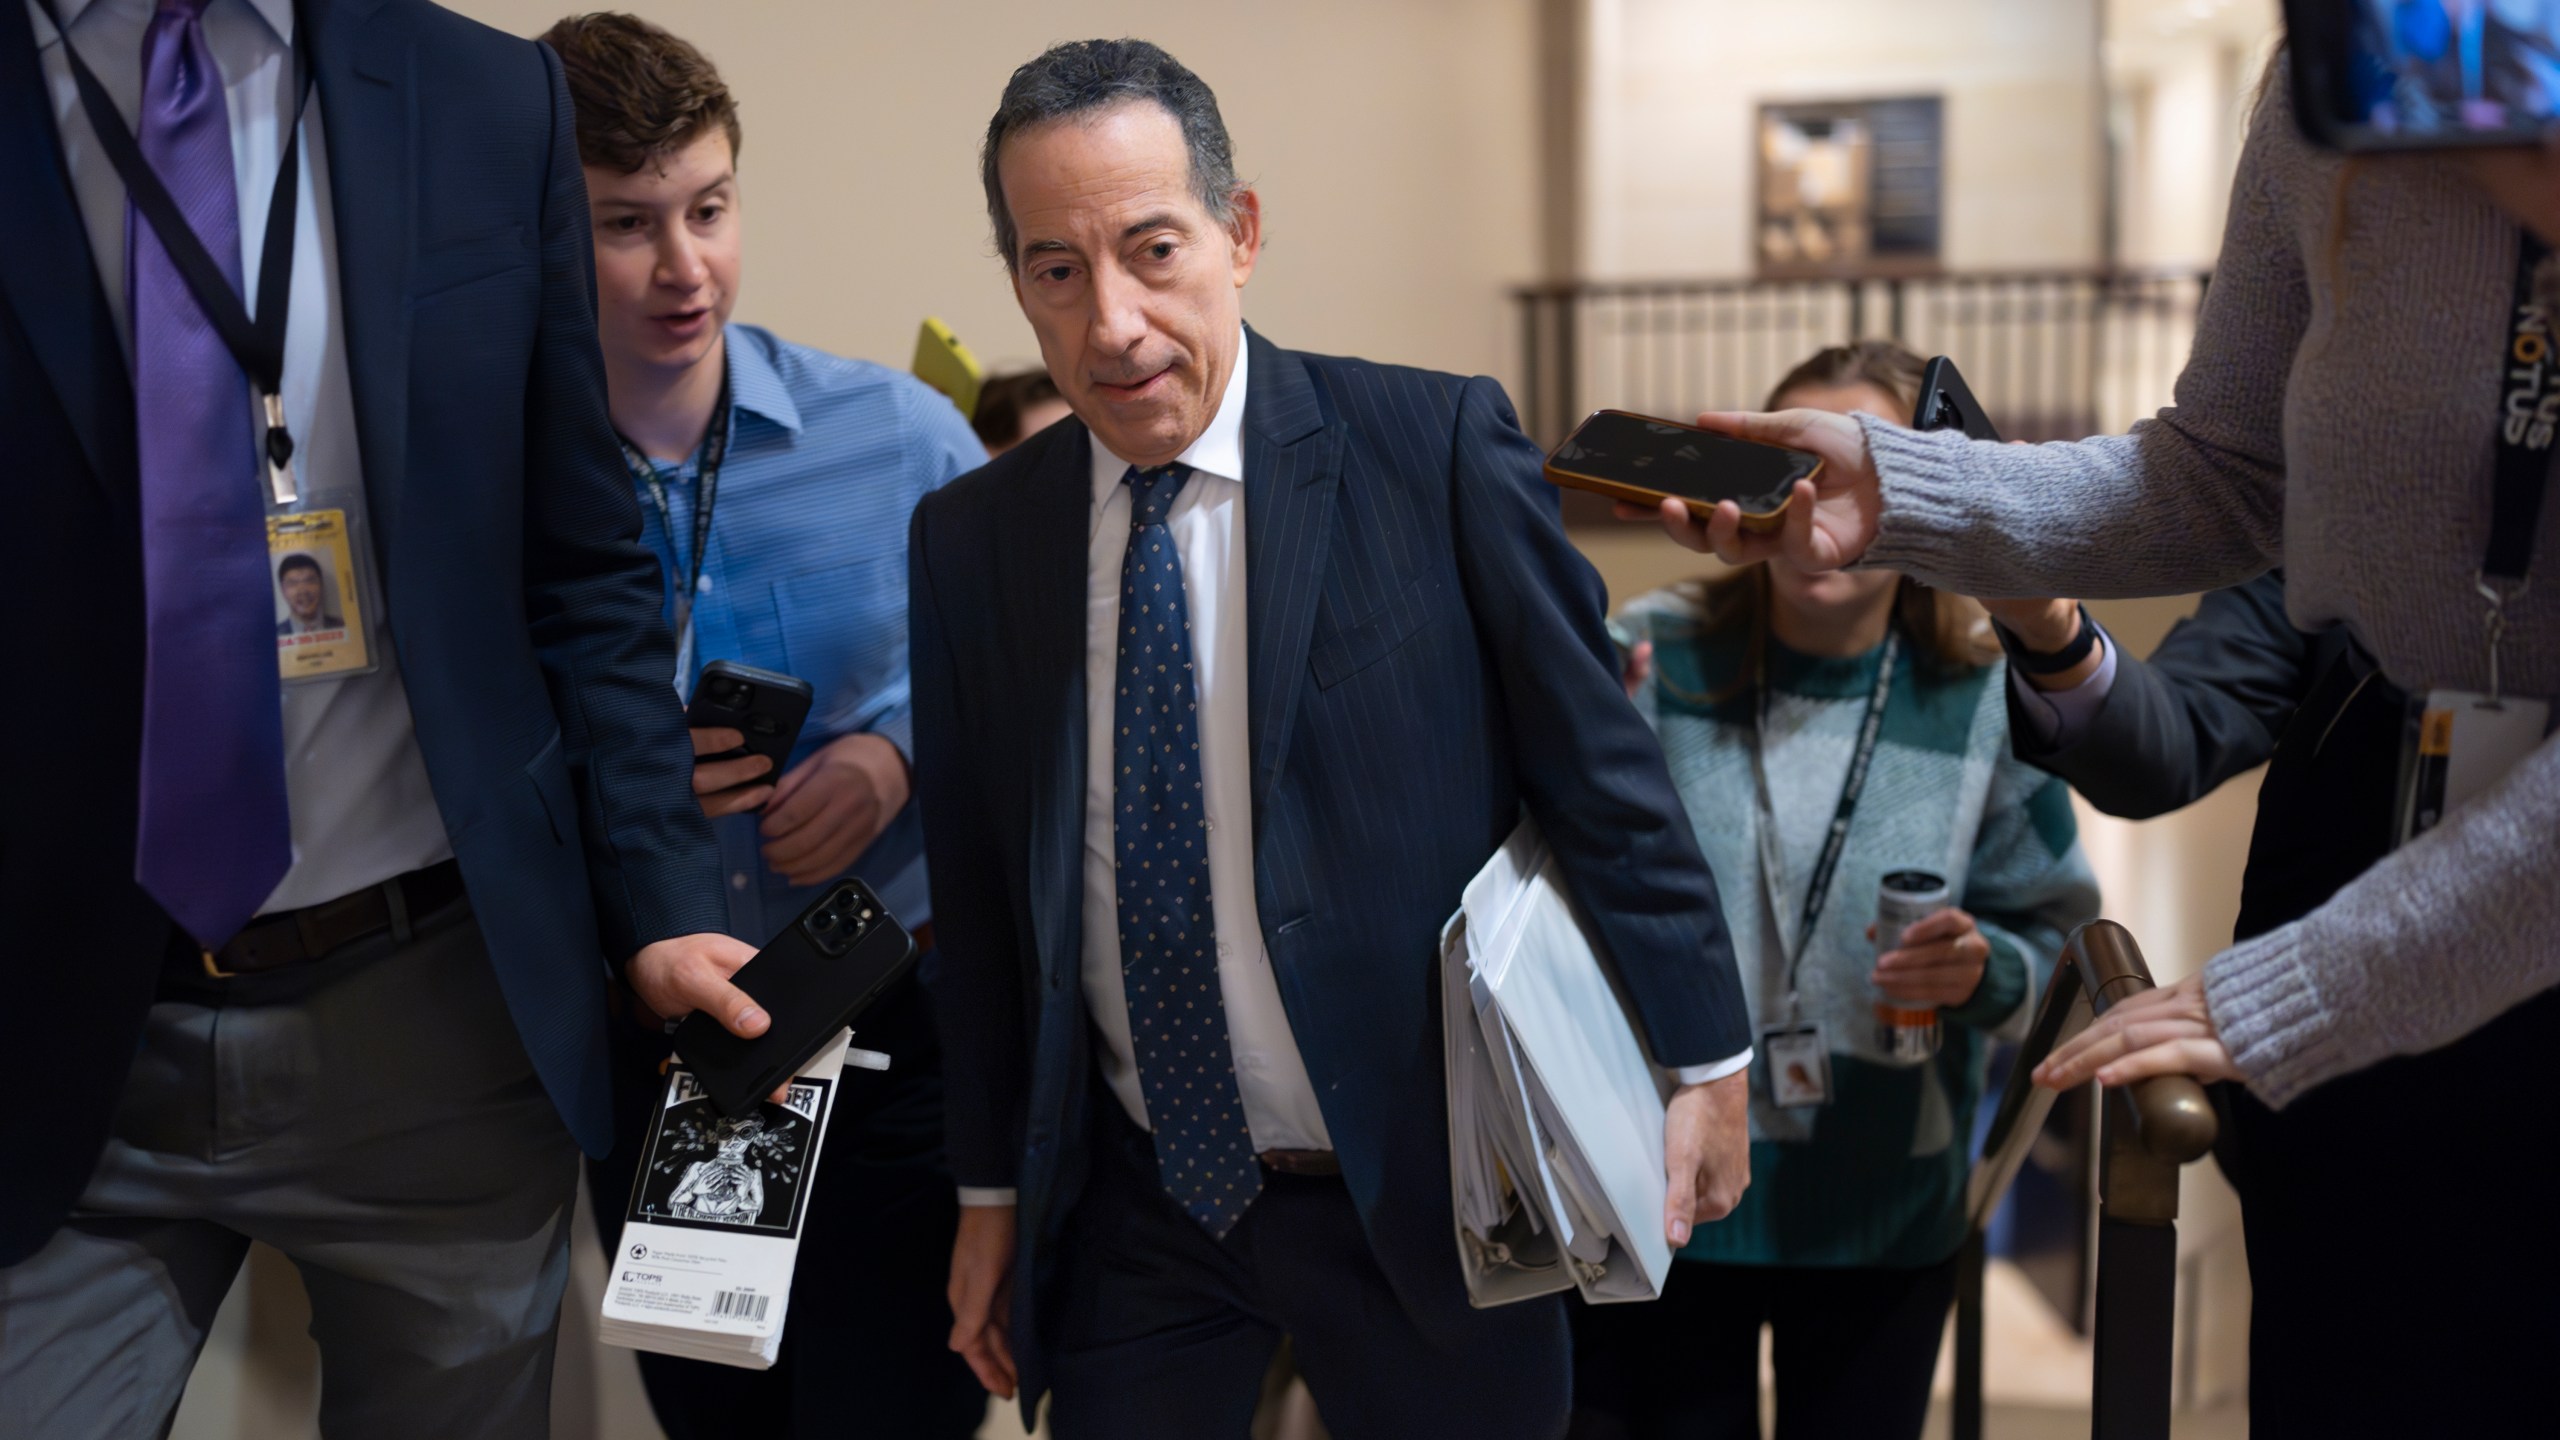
[
  {"xmin": 2107, "ymin": 0, "xmax": 2281, "ymax": 269},
  {"xmin": 1579, "ymin": 0, "xmax": 2106, "ymax": 278},
  {"xmin": 178, "ymin": 7, "xmax": 1554, "ymax": 1438},
  {"xmin": 167, "ymin": 4, "xmax": 2281, "ymax": 1435},
  {"xmin": 444, "ymin": 0, "xmax": 1548, "ymax": 396}
]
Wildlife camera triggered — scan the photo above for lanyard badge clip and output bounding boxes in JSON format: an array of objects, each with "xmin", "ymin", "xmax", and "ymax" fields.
[
  {"xmin": 2472, "ymin": 572, "xmax": 2530, "ymax": 707},
  {"xmin": 262, "ymin": 391, "xmax": 298, "ymax": 506}
]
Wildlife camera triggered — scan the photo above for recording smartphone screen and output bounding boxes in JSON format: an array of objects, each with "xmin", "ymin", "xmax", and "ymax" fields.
[
  {"xmin": 2290, "ymin": 0, "xmax": 2560, "ymax": 148},
  {"xmin": 1546, "ymin": 410, "xmax": 1820, "ymax": 513}
]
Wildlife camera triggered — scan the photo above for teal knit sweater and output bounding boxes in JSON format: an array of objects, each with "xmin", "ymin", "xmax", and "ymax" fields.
[{"xmin": 1623, "ymin": 588, "xmax": 2101, "ymax": 1269}]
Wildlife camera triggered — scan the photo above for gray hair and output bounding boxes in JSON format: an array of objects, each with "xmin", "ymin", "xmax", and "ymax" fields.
[{"xmin": 980, "ymin": 39, "xmax": 1242, "ymax": 271}]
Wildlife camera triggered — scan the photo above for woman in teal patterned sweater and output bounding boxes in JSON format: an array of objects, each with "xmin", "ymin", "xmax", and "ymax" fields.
[{"xmin": 1571, "ymin": 342, "xmax": 2100, "ymax": 1440}]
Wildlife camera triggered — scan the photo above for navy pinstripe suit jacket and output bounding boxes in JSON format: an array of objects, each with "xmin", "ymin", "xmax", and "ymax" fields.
[
  {"xmin": 910, "ymin": 328, "xmax": 1750, "ymax": 1389},
  {"xmin": 0, "ymin": 0, "xmax": 726, "ymax": 1262}
]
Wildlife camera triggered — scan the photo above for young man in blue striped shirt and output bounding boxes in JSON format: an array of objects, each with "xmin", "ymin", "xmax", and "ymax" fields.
[{"xmin": 542, "ymin": 14, "xmax": 988, "ymax": 1437}]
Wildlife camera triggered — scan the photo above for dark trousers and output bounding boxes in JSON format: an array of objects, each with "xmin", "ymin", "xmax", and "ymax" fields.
[
  {"xmin": 2220, "ymin": 997, "xmax": 2560, "ymax": 1439},
  {"xmin": 585, "ymin": 971, "xmax": 983, "ymax": 1440},
  {"xmin": 0, "ymin": 905, "xmax": 577, "ymax": 1440},
  {"xmin": 2216, "ymin": 646, "xmax": 2560, "ymax": 1438},
  {"xmin": 1567, "ymin": 1256, "xmax": 1958, "ymax": 1440},
  {"xmin": 1045, "ymin": 1103, "xmax": 1570, "ymax": 1440}
]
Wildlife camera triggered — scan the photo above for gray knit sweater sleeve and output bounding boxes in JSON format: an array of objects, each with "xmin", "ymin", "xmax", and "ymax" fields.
[
  {"xmin": 1857, "ymin": 81, "xmax": 2301, "ymax": 600},
  {"xmin": 1846, "ymin": 81, "xmax": 2560, "ymax": 1110},
  {"xmin": 2205, "ymin": 736, "xmax": 2560, "ymax": 1106}
]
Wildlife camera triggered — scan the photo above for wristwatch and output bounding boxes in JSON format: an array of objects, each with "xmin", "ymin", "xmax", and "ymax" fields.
[{"xmin": 1998, "ymin": 604, "xmax": 2100, "ymax": 676}]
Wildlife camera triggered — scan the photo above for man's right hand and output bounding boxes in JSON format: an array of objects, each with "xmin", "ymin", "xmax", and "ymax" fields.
[
  {"xmin": 626, "ymin": 933, "xmax": 794, "ymax": 1105},
  {"xmin": 948, "ymin": 1203, "xmax": 1019, "ymax": 1399},
  {"xmin": 625, "ymin": 932, "xmax": 768, "ymax": 1038},
  {"xmin": 1614, "ymin": 408, "xmax": 1883, "ymax": 572},
  {"xmin": 691, "ymin": 725, "xmax": 776, "ymax": 817}
]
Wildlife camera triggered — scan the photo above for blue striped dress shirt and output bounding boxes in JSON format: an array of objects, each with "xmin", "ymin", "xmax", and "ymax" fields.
[{"xmin": 631, "ymin": 323, "xmax": 984, "ymax": 938}]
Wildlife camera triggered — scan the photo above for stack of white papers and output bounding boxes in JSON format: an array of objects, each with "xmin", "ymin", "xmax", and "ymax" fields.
[
  {"xmin": 1443, "ymin": 820, "xmax": 1673, "ymax": 1307},
  {"xmin": 599, "ymin": 1029, "xmax": 855, "ymax": 1368}
]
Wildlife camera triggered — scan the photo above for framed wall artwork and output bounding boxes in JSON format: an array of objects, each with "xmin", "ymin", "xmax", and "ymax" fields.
[{"xmin": 1756, "ymin": 96, "xmax": 1944, "ymax": 277}]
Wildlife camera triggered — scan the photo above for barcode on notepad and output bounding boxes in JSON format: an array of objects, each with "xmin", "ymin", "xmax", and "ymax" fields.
[{"xmin": 711, "ymin": 1290, "xmax": 770, "ymax": 1322}]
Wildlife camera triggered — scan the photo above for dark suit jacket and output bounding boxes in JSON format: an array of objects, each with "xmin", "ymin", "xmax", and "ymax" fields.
[
  {"xmin": 0, "ymin": 0, "xmax": 725, "ymax": 1262},
  {"xmin": 2007, "ymin": 572, "xmax": 2323, "ymax": 818},
  {"xmin": 2007, "ymin": 570, "xmax": 2399, "ymax": 942},
  {"xmin": 909, "ymin": 329, "xmax": 1751, "ymax": 1403}
]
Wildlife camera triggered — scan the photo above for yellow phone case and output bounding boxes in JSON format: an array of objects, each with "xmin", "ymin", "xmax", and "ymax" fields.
[{"xmin": 911, "ymin": 317, "xmax": 984, "ymax": 420}]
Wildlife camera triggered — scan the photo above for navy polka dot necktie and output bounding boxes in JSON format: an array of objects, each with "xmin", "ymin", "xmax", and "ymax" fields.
[{"xmin": 1114, "ymin": 463, "xmax": 1262, "ymax": 1238}]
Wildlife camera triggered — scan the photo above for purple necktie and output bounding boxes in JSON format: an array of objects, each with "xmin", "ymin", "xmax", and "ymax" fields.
[{"xmin": 130, "ymin": 0, "xmax": 292, "ymax": 946}]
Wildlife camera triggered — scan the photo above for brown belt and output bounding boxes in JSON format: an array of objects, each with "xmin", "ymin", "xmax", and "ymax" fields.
[
  {"xmin": 1257, "ymin": 1148, "xmax": 1342, "ymax": 1177},
  {"xmin": 193, "ymin": 859, "xmax": 467, "ymax": 977}
]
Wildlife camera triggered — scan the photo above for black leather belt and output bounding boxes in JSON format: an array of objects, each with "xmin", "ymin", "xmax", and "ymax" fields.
[
  {"xmin": 1257, "ymin": 1148, "xmax": 1342, "ymax": 1177},
  {"xmin": 190, "ymin": 859, "xmax": 467, "ymax": 977}
]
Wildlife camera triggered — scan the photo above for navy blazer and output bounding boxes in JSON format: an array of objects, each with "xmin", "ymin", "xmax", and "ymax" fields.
[
  {"xmin": 909, "ymin": 330, "xmax": 1751, "ymax": 1400},
  {"xmin": 0, "ymin": 0, "xmax": 725, "ymax": 1262}
]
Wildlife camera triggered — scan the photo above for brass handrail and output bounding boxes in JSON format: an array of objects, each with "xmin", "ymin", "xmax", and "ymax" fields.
[
  {"xmin": 1954, "ymin": 919, "xmax": 2220, "ymax": 1440},
  {"xmin": 2075, "ymin": 923, "xmax": 2218, "ymax": 1162},
  {"xmin": 1965, "ymin": 920, "xmax": 2216, "ymax": 1231}
]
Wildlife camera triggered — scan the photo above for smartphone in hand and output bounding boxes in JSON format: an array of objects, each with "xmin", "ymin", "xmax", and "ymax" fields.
[
  {"xmin": 688, "ymin": 660, "xmax": 814, "ymax": 800},
  {"xmin": 1544, "ymin": 409, "xmax": 1823, "ymax": 533},
  {"xmin": 1913, "ymin": 357, "xmax": 2003, "ymax": 442},
  {"xmin": 676, "ymin": 877, "xmax": 919, "ymax": 1119}
]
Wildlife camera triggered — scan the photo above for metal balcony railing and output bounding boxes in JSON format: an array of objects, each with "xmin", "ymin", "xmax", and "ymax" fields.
[{"xmin": 1510, "ymin": 270, "xmax": 2212, "ymax": 449}]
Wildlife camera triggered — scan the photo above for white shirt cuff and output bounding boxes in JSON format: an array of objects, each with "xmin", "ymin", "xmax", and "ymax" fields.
[
  {"xmin": 1673, "ymin": 1048, "xmax": 1754, "ymax": 1086},
  {"xmin": 2008, "ymin": 625, "xmax": 2118, "ymax": 750},
  {"xmin": 955, "ymin": 1186, "xmax": 1018, "ymax": 1208}
]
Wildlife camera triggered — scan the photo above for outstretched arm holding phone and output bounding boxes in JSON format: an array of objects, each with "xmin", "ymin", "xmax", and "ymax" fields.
[{"xmin": 1632, "ymin": 74, "xmax": 2560, "ymax": 1112}]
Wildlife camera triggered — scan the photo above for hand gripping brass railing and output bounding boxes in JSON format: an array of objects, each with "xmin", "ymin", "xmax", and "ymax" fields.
[{"xmin": 1951, "ymin": 920, "xmax": 2219, "ymax": 1440}]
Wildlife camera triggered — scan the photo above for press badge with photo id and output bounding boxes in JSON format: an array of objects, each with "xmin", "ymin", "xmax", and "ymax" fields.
[
  {"xmin": 2398, "ymin": 690, "xmax": 2552, "ymax": 845},
  {"xmin": 2409, "ymin": 231, "xmax": 2560, "ymax": 840},
  {"xmin": 1761, "ymin": 1023, "xmax": 1834, "ymax": 1109},
  {"xmin": 268, "ymin": 509, "xmax": 376, "ymax": 682}
]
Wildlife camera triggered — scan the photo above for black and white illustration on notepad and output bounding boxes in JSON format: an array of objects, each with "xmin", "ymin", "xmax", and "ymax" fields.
[{"xmin": 628, "ymin": 1066, "xmax": 827, "ymax": 1239}]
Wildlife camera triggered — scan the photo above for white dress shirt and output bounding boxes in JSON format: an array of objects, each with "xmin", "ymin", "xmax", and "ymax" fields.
[
  {"xmin": 1071, "ymin": 338, "xmax": 1337, "ymax": 1158},
  {"xmin": 958, "ymin": 336, "xmax": 1321, "ymax": 1210},
  {"xmin": 35, "ymin": 0, "xmax": 452, "ymax": 914},
  {"xmin": 954, "ymin": 336, "xmax": 1750, "ymax": 1207}
]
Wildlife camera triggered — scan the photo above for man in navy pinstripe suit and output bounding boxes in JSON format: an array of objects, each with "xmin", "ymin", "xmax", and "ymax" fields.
[{"xmin": 910, "ymin": 40, "xmax": 1755, "ymax": 1438}]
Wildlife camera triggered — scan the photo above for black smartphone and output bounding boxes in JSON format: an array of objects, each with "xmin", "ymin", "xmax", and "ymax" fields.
[
  {"xmin": 1913, "ymin": 357, "xmax": 2004, "ymax": 442},
  {"xmin": 2287, "ymin": 0, "xmax": 2560, "ymax": 151},
  {"xmin": 675, "ymin": 877, "xmax": 919, "ymax": 1119},
  {"xmin": 687, "ymin": 660, "xmax": 814, "ymax": 793},
  {"xmin": 1543, "ymin": 409, "xmax": 1823, "ymax": 533}
]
